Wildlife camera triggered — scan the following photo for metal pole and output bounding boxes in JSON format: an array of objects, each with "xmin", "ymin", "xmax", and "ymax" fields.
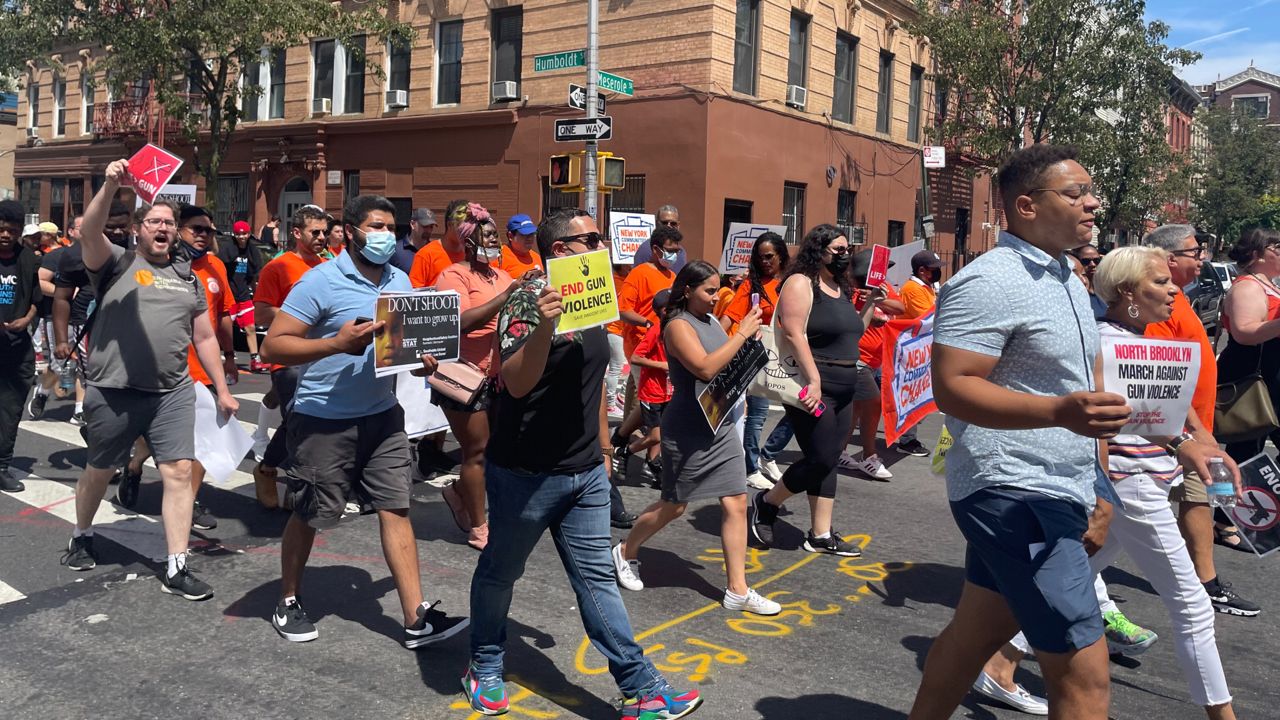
[{"xmin": 584, "ymin": 0, "xmax": 599, "ymax": 219}]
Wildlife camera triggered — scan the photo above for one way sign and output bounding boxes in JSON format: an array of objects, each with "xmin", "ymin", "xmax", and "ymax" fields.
[
  {"xmin": 568, "ymin": 84, "xmax": 607, "ymax": 113},
  {"xmin": 554, "ymin": 117, "xmax": 613, "ymax": 142}
]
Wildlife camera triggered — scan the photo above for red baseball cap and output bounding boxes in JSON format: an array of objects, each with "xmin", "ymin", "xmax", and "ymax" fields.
[{"xmin": 232, "ymin": 221, "xmax": 251, "ymax": 234}]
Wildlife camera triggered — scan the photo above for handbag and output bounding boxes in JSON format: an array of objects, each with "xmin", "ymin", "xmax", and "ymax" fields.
[
  {"xmin": 749, "ymin": 283, "xmax": 810, "ymax": 410},
  {"xmin": 1214, "ymin": 349, "xmax": 1280, "ymax": 444},
  {"xmin": 427, "ymin": 360, "xmax": 487, "ymax": 406}
]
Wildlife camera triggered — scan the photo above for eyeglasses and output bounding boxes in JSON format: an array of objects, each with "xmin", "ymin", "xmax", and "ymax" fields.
[
  {"xmin": 659, "ymin": 220, "xmax": 679, "ymax": 228},
  {"xmin": 141, "ymin": 218, "xmax": 177, "ymax": 229},
  {"xmin": 1170, "ymin": 245, "xmax": 1207, "ymax": 259},
  {"xmin": 185, "ymin": 225, "xmax": 215, "ymax": 235},
  {"xmin": 1078, "ymin": 256, "xmax": 1102, "ymax": 266},
  {"xmin": 304, "ymin": 229, "xmax": 325, "ymax": 238},
  {"xmin": 557, "ymin": 231, "xmax": 602, "ymax": 249},
  {"xmin": 1028, "ymin": 183, "xmax": 1098, "ymax": 207}
]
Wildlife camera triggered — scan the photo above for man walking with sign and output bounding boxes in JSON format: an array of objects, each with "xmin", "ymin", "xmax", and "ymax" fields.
[{"xmin": 260, "ymin": 194, "xmax": 467, "ymax": 647}]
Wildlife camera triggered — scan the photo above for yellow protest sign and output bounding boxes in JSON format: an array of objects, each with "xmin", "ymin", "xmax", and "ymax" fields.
[{"xmin": 546, "ymin": 249, "xmax": 619, "ymax": 335}]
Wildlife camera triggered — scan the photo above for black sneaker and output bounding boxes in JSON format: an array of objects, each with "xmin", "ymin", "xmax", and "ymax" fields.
[
  {"xmin": 644, "ymin": 459, "xmax": 663, "ymax": 490},
  {"xmin": 611, "ymin": 511, "xmax": 638, "ymax": 529},
  {"xmin": 26, "ymin": 391, "xmax": 47, "ymax": 420},
  {"xmin": 749, "ymin": 490, "xmax": 779, "ymax": 547},
  {"xmin": 612, "ymin": 444, "xmax": 632, "ymax": 478},
  {"xmin": 1205, "ymin": 579, "xmax": 1261, "ymax": 617},
  {"xmin": 0, "ymin": 469, "xmax": 24, "ymax": 493},
  {"xmin": 60, "ymin": 536, "xmax": 97, "ymax": 571},
  {"xmin": 158, "ymin": 565, "xmax": 213, "ymax": 601},
  {"xmin": 894, "ymin": 438, "xmax": 930, "ymax": 457},
  {"xmin": 192, "ymin": 501, "xmax": 218, "ymax": 530},
  {"xmin": 68, "ymin": 411, "xmax": 85, "ymax": 427},
  {"xmin": 273, "ymin": 599, "xmax": 319, "ymax": 642},
  {"xmin": 114, "ymin": 467, "xmax": 142, "ymax": 509},
  {"xmin": 803, "ymin": 530, "xmax": 862, "ymax": 557},
  {"xmin": 404, "ymin": 600, "xmax": 469, "ymax": 649}
]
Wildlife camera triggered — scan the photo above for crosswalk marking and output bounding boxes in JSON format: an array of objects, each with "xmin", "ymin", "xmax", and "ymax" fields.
[
  {"xmin": 232, "ymin": 391, "xmax": 265, "ymax": 403},
  {"xmin": 13, "ymin": 473, "xmax": 169, "ymax": 562},
  {"xmin": 0, "ymin": 579, "xmax": 26, "ymax": 606}
]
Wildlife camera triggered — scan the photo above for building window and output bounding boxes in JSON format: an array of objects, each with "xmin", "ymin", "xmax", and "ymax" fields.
[
  {"xmin": 542, "ymin": 177, "xmax": 580, "ymax": 218},
  {"xmin": 343, "ymin": 36, "xmax": 366, "ymax": 114},
  {"xmin": 888, "ymin": 220, "xmax": 906, "ymax": 247},
  {"xmin": 832, "ymin": 33, "xmax": 857, "ymax": 123},
  {"xmin": 436, "ymin": 20, "xmax": 464, "ymax": 105},
  {"xmin": 18, "ymin": 179, "xmax": 40, "ymax": 217},
  {"xmin": 782, "ymin": 182, "xmax": 806, "ymax": 244},
  {"xmin": 935, "ymin": 79, "xmax": 949, "ymax": 125},
  {"xmin": 27, "ymin": 81, "xmax": 38, "ymax": 129},
  {"xmin": 837, "ymin": 189, "xmax": 857, "ymax": 240},
  {"xmin": 876, "ymin": 51, "xmax": 894, "ymax": 134},
  {"xmin": 787, "ymin": 11, "xmax": 810, "ymax": 90},
  {"xmin": 388, "ymin": 36, "xmax": 411, "ymax": 94},
  {"xmin": 605, "ymin": 175, "xmax": 646, "ymax": 215},
  {"xmin": 53, "ymin": 77, "xmax": 66, "ymax": 136},
  {"xmin": 733, "ymin": 0, "xmax": 760, "ymax": 95},
  {"xmin": 313, "ymin": 39, "xmax": 335, "ymax": 104},
  {"xmin": 82, "ymin": 75, "xmax": 95, "ymax": 135},
  {"xmin": 69, "ymin": 179, "xmax": 84, "ymax": 217},
  {"xmin": 344, "ymin": 170, "xmax": 360, "ymax": 205},
  {"xmin": 50, "ymin": 179, "xmax": 65, "ymax": 227},
  {"xmin": 245, "ymin": 49, "xmax": 286, "ymax": 121},
  {"xmin": 243, "ymin": 57, "xmax": 262, "ymax": 122},
  {"xmin": 1232, "ymin": 95, "xmax": 1269, "ymax": 119},
  {"xmin": 907, "ymin": 65, "xmax": 924, "ymax": 142},
  {"xmin": 269, "ymin": 49, "xmax": 285, "ymax": 118},
  {"xmin": 214, "ymin": 176, "xmax": 249, "ymax": 230},
  {"xmin": 491, "ymin": 8, "xmax": 522, "ymax": 99}
]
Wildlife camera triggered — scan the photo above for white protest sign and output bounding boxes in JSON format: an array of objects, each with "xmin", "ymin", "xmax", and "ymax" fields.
[
  {"xmin": 193, "ymin": 386, "xmax": 254, "ymax": 484},
  {"xmin": 397, "ymin": 373, "xmax": 449, "ymax": 439},
  {"xmin": 720, "ymin": 223, "xmax": 788, "ymax": 275},
  {"xmin": 135, "ymin": 184, "xmax": 197, "ymax": 209},
  {"xmin": 886, "ymin": 240, "xmax": 925, "ymax": 289},
  {"xmin": 1101, "ymin": 335, "xmax": 1200, "ymax": 436},
  {"xmin": 609, "ymin": 212, "xmax": 654, "ymax": 265}
]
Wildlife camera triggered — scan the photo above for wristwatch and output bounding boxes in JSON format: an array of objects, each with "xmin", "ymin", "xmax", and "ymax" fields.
[{"xmin": 1165, "ymin": 432, "xmax": 1195, "ymax": 456}]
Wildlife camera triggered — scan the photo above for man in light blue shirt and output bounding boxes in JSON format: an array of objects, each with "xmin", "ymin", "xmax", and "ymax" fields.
[{"xmin": 260, "ymin": 194, "xmax": 466, "ymax": 649}]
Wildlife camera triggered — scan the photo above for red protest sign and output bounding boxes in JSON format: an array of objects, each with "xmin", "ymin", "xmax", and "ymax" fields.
[
  {"xmin": 127, "ymin": 143, "xmax": 184, "ymax": 204},
  {"xmin": 866, "ymin": 244, "xmax": 891, "ymax": 288}
]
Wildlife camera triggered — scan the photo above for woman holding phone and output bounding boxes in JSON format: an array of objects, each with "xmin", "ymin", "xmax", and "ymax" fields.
[{"xmin": 749, "ymin": 225, "xmax": 879, "ymax": 556}]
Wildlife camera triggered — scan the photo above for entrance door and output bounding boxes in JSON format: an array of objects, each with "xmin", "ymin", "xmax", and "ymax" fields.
[
  {"xmin": 954, "ymin": 207, "xmax": 970, "ymax": 274},
  {"xmin": 278, "ymin": 176, "xmax": 314, "ymax": 241},
  {"xmin": 723, "ymin": 199, "xmax": 753, "ymax": 250}
]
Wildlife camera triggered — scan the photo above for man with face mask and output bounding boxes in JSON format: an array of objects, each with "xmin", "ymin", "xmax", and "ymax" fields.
[
  {"xmin": 260, "ymin": 194, "xmax": 467, "ymax": 648},
  {"xmin": 249, "ymin": 205, "xmax": 330, "ymax": 508}
]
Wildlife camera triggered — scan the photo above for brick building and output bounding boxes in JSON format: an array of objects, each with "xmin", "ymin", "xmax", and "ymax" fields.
[
  {"xmin": 1195, "ymin": 65, "xmax": 1280, "ymax": 125},
  {"xmin": 13, "ymin": 0, "xmax": 943, "ymax": 264}
]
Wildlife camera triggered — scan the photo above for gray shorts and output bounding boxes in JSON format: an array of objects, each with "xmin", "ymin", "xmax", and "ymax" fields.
[
  {"xmin": 285, "ymin": 405, "xmax": 412, "ymax": 529},
  {"xmin": 83, "ymin": 383, "xmax": 196, "ymax": 469}
]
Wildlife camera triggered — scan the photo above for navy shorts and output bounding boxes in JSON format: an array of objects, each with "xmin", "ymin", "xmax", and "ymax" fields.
[{"xmin": 950, "ymin": 486, "xmax": 1103, "ymax": 654}]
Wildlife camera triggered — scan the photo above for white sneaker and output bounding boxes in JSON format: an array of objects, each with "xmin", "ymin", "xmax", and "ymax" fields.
[
  {"xmin": 971, "ymin": 671, "xmax": 1048, "ymax": 716},
  {"xmin": 854, "ymin": 453, "xmax": 893, "ymax": 480},
  {"xmin": 722, "ymin": 587, "xmax": 781, "ymax": 616},
  {"xmin": 612, "ymin": 543, "xmax": 644, "ymax": 591},
  {"xmin": 760, "ymin": 459, "xmax": 783, "ymax": 482},
  {"xmin": 837, "ymin": 451, "xmax": 860, "ymax": 470},
  {"xmin": 607, "ymin": 403, "xmax": 624, "ymax": 420},
  {"xmin": 746, "ymin": 471, "xmax": 774, "ymax": 490}
]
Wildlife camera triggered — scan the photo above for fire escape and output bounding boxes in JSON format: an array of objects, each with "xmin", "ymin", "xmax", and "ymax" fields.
[{"xmin": 92, "ymin": 79, "xmax": 206, "ymax": 145}]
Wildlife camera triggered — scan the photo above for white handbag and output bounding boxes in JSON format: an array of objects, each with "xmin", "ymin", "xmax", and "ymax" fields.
[{"xmin": 749, "ymin": 287, "xmax": 810, "ymax": 410}]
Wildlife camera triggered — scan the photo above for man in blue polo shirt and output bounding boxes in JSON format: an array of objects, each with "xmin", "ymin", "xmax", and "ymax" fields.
[{"xmin": 260, "ymin": 194, "xmax": 466, "ymax": 648}]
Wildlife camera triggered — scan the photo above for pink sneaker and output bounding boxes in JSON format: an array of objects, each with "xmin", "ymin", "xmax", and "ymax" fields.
[{"xmin": 467, "ymin": 523, "xmax": 489, "ymax": 551}]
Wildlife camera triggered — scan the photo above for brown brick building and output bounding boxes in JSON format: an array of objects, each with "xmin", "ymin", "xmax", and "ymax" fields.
[{"xmin": 13, "ymin": 0, "xmax": 985, "ymax": 265}]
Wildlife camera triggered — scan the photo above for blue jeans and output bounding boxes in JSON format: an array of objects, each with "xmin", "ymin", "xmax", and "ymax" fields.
[
  {"xmin": 742, "ymin": 395, "xmax": 770, "ymax": 473},
  {"xmin": 759, "ymin": 416, "xmax": 794, "ymax": 462},
  {"xmin": 471, "ymin": 462, "xmax": 664, "ymax": 696}
]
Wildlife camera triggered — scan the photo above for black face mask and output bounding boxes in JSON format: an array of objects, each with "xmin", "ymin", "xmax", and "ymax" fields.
[
  {"xmin": 826, "ymin": 253, "xmax": 851, "ymax": 276},
  {"xmin": 107, "ymin": 232, "xmax": 131, "ymax": 249}
]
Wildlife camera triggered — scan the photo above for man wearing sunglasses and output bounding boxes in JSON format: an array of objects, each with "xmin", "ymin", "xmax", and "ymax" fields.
[
  {"xmin": 250, "ymin": 205, "xmax": 330, "ymax": 508},
  {"xmin": 630, "ymin": 204, "xmax": 686, "ymax": 270},
  {"xmin": 462, "ymin": 207, "xmax": 703, "ymax": 718},
  {"xmin": 1070, "ymin": 243, "xmax": 1106, "ymax": 318}
]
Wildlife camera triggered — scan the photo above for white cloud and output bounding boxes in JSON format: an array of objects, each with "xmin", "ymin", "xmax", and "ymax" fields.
[
  {"xmin": 1235, "ymin": 0, "xmax": 1278, "ymax": 13},
  {"xmin": 1176, "ymin": 41, "xmax": 1280, "ymax": 84},
  {"xmin": 1184, "ymin": 27, "xmax": 1250, "ymax": 47}
]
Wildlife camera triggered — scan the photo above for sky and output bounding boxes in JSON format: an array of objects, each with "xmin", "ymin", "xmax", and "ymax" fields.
[{"xmin": 1146, "ymin": 0, "xmax": 1280, "ymax": 85}]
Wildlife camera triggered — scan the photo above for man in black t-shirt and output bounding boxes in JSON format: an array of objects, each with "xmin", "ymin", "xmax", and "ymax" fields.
[
  {"xmin": 459, "ymin": 208, "xmax": 703, "ymax": 718},
  {"xmin": 29, "ymin": 215, "xmax": 83, "ymax": 422},
  {"xmin": 217, "ymin": 220, "xmax": 266, "ymax": 372},
  {"xmin": 0, "ymin": 199, "xmax": 43, "ymax": 492}
]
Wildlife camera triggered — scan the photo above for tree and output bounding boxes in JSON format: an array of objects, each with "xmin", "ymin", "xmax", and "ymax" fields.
[
  {"xmin": 0, "ymin": 1, "xmax": 411, "ymax": 210},
  {"xmin": 909, "ymin": 0, "xmax": 1197, "ymax": 233},
  {"xmin": 1193, "ymin": 106, "xmax": 1280, "ymax": 245}
]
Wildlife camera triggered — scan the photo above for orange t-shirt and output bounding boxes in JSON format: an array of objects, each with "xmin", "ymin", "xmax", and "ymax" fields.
[
  {"xmin": 253, "ymin": 251, "xmax": 326, "ymax": 371},
  {"xmin": 187, "ymin": 254, "xmax": 237, "ymax": 386},
  {"xmin": 713, "ymin": 285, "xmax": 736, "ymax": 318},
  {"xmin": 723, "ymin": 278, "xmax": 781, "ymax": 336},
  {"xmin": 899, "ymin": 277, "xmax": 937, "ymax": 320},
  {"xmin": 435, "ymin": 262, "xmax": 514, "ymax": 376},
  {"xmin": 618, "ymin": 262, "xmax": 676, "ymax": 355},
  {"xmin": 858, "ymin": 284, "xmax": 903, "ymax": 368},
  {"xmin": 606, "ymin": 272, "xmax": 627, "ymax": 336},
  {"xmin": 1145, "ymin": 289, "xmax": 1218, "ymax": 432},
  {"xmin": 499, "ymin": 245, "xmax": 542, "ymax": 279},
  {"xmin": 410, "ymin": 241, "xmax": 466, "ymax": 288}
]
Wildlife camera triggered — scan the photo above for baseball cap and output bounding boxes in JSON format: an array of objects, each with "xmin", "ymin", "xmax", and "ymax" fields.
[
  {"xmin": 412, "ymin": 208, "xmax": 436, "ymax": 225},
  {"xmin": 22, "ymin": 223, "xmax": 41, "ymax": 237},
  {"xmin": 507, "ymin": 214, "xmax": 537, "ymax": 235},
  {"xmin": 911, "ymin": 250, "xmax": 943, "ymax": 271},
  {"xmin": 38, "ymin": 221, "xmax": 59, "ymax": 234},
  {"xmin": 232, "ymin": 220, "xmax": 251, "ymax": 234}
]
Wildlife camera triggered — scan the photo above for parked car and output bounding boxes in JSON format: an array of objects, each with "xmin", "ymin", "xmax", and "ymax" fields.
[
  {"xmin": 1210, "ymin": 261, "xmax": 1238, "ymax": 293},
  {"xmin": 1186, "ymin": 262, "xmax": 1227, "ymax": 343}
]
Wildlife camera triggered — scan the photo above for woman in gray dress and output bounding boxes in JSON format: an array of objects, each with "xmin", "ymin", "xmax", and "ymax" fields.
[{"xmin": 611, "ymin": 260, "xmax": 781, "ymax": 616}]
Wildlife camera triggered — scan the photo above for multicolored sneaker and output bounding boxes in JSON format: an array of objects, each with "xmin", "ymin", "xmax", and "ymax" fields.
[
  {"xmin": 461, "ymin": 665, "xmax": 509, "ymax": 716},
  {"xmin": 621, "ymin": 682, "xmax": 702, "ymax": 719},
  {"xmin": 1103, "ymin": 609, "xmax": 1158, "ymax": 656}
]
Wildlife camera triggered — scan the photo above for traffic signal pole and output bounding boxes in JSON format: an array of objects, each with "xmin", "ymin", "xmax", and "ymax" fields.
[{"xmin": 584, "ymin": 0, "xmax": 600, "ymax": 219}]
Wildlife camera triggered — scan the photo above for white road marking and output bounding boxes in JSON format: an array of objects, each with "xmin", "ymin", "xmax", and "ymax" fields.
[{"xmin": 0, "ymin": 579, "xmax": 26, "ymax": 606}]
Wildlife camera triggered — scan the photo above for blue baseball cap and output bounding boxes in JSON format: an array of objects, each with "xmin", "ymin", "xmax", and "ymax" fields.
[{"xmin": 507, "ymin": 214, "xmax": 537, "ymax": 235}]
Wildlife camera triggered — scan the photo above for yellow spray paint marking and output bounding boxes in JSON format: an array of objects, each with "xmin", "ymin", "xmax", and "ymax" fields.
[
  {"xmin": 573, "ymin": 552, "xmax": 822, "ymax": 675},
  {"xmin": 695, "ymin": 547, "xmax": 769, "ymax": 575},
  {"xmin": 725, "ymin": 592, "xmax": 843, "ymax": 637},
  {"xmin": 451, "ymin": 686, "xmax": 560, "ymax": 719},
  {"xmin": 649, "ymin": 637, "xmax": 750, "ymax": 682}
]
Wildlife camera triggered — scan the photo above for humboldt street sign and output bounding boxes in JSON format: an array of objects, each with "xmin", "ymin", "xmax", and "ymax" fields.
[
  {"xmin": 598, "ymin": 71, "xmax": 634, "ymax": 96},
  {"xmin": 569, "ymin": 84, "xmax": 607, "ymax": 113},
  {"xmin": 535, "ymin": 50, "xmax": 585, "ymax": 72},
  {"xmin": 554, "ymin": 117, "xmax": 614, "ymax": 142}
]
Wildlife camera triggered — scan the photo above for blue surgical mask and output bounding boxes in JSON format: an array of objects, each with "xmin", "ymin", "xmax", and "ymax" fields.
[
  {"xmin": 359, "ymin": 230, "xmax": 396, "ymax": 265},
  {"xmin": 181, "ymin": 242, "xmax": 207, "ymax": 260},
  {"xmin": 659, "ymin": 249, "xmax": 678, "ymax": 267}
]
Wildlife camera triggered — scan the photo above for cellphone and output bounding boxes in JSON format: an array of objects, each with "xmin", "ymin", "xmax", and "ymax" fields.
[
  {"xmin": 798, "ymin": 386, "xmax": 826, "ymax": 417},
  {"xmin": 354, "ymin": 316, "xmax": 373, "ymax": 324},
  {"xmin": 750, "ymin": 292, "xmax": 760, "ymax": 308}
]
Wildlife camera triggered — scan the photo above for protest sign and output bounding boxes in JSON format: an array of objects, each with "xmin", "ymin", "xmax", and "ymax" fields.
[
  {"xmin": 880, "ymin": 310, "xmax": 937, "ymax": 444},
  {"xmin": 610, "ymin": 212, "xmax": 654, "ymax": 265},
  {"xmin": 698, "ymin": 338, "xmax": 768, "ymax": 432},
  {"xmin": 866, "ymin": 245, "xmax": 891, "ymax": 288},
  {"xmin": 127, "ymin": 144, "xmax": 184, "ymax": 204},
  {"xmin": 397, "ymin": 373, "xmax": 450, "ymax": 439},
  {"xmin": 373, "ymin": 290, "xmax": 461, "ymax": 377},
  {"xmin": 1226, "ymin": 453, "xmax": 1280, "ymax": 557},
  {"xmin": 547, "ymin": 249, "xmax": 619, "ymax": 334},
  {"xmin": 885, "ymin": 240, "xmax": 924, "ymax": 289},
  {"xmin": 193, "ymin": 386, "xmax": 253, "ymax": 484},
  {"xmin": 1100, "ymin": 335, "xmax": 1200, "ymax": 436},
  {"xmin": 719, "ymin": 223, "xmax": 789, "ymax": 275},
  {"xmin": 137, "ymin": 183, "xmax": 197, "ymax": 209}
]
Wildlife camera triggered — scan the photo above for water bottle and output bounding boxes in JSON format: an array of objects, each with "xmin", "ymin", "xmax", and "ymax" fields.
[{"xmin": 1206, "ymin": 458, "xmax": 1236, "ymax": 509}]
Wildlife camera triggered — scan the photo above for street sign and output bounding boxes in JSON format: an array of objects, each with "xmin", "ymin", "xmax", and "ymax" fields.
[
  {"xmin": 598, "ymin": 71, "xmax": 634, "ymax": 96},
  {"xmin": 923, "ymin": 146, "xmax": 946, "ymax": 169},
  {"xmin": 569, "ymin": 84, "xmax": 607, "ymax": 113},
  {"xmin": 535, "ymin": 49, "xmax": 586, "ymax": 72},
  {"xmin": 555, "ymin": 117, "xmax": 613, "ymax": 142}
]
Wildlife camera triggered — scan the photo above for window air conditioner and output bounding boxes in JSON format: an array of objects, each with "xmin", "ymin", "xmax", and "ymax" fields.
[
  {"xmin": 312, "ymin": 97, "xmax": 332, "ymax": 115},
  {"xmin": 492, "ymin": 81, "xmax": 519, "ymax": 102},
  {"xmin": 385, "ymin": 89, "xmax": 408, "ymax": 109},
  {"xmin": 26, "ymin": 127, "xmax": 38, "ymax": 138},
  {"xmin": 786, "ymin": 85, "xmax": 808, "ymax": 109}
]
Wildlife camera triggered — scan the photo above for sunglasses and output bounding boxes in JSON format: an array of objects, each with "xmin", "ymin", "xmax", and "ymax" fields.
[
  {"xmin": 185, "ymin": 225, "xmax": 215, "ymax": 235},
  {"xmin": 557, "ymin": 231, "xmax": 602, "ymax": 249},
  {"xmin": 1078, "ymin": 257, "xmax": 1102, "ymax": 266},
  {"xmin": 659, "ymin": 220, "xmax": 679, "ymax": 228}
]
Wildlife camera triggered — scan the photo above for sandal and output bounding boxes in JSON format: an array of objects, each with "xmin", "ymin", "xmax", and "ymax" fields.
[
  {"xmin": 441, "ymin": 481, "xmax": 471, "ymax": 534},
  {"xmin": 1214, "ymin": 524, "xmax": 1246, "ymax": 550}
]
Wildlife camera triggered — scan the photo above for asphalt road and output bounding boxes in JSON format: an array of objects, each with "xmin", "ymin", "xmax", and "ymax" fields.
[{"xmin": 1, "ymin": 366, "xmax": 1277, "ymax": 720}]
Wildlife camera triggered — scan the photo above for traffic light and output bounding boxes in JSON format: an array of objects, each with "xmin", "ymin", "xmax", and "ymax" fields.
[
  {"xmin": 548, "ymin": 154, "xmax": 582, "ymax": 189},
  {"xmin": 599, "ymin": 155, "xmax": 626, "ymax": 190}
]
